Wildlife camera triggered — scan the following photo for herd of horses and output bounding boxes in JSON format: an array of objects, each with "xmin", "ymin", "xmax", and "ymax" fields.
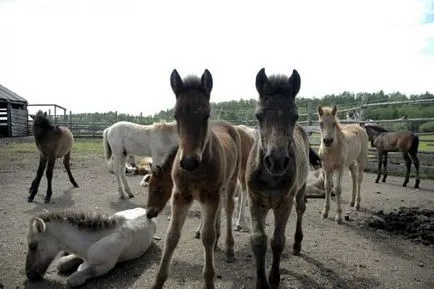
[{"xmin": 24, "ymin": 68, "xmax": 421, "ymax": 289}]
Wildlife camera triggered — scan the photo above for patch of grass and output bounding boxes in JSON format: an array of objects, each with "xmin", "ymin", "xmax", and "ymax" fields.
[{"xmin": 0, "ymin": 139, "xmax": 104, "ymax": 159}]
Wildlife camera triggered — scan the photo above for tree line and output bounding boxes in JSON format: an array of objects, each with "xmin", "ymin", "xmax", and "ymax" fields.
[{"xmin": 69, "ymin": 91, "xmax": 434, "ymax": 132}]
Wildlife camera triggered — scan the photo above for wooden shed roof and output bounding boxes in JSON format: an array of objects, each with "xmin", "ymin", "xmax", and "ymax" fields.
[{"xmin": 0, "ymin": 84, "xmax": 28, "ymax": 104}]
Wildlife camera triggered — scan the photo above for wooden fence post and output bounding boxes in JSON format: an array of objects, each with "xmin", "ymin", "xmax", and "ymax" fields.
[
  {"xmin": 307, "ymin": 102, "xmax": 312, "ymax": 125},
  {"xmin": 359, "ymin": 94, "xmax": 368, "ymax": 121},
  {"xmin": 69, "ymin": 111, "xmax": 72, "ymax": 129}
]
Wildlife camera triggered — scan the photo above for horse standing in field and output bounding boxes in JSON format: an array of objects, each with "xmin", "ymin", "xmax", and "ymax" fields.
[
  {"xmin": 102, "ymin": 121, "xmax": 178, "ymax": 199},
  {"xmin": 363, "ymin": 124, "xmax": 420, "ymax": 188},
  {"xmin": 146, "ymin": 124, "xmax": 255, "ymax": 237},
  {"xmin": 149, "ymin": 69, "xmax": 242, "ymax": 289},
  {"xmin": 245, "ymin": 68, "xmax": 318, "ymax": 289},
  {"xmin": 28, "ymin": 111, "xmax": 79, "ymax": 203},
  {"xmin": 317, "ymin": 105, "xmax": 369, "ymax": 224},
  {"xmin": 25, "ymin": 208, "xmax": 157, "ymax": 287}
]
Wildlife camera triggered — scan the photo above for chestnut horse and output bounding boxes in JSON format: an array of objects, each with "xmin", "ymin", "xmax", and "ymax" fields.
[
  {"xmin": 246, "ymin": 68, "xmax": 314, "ymax": 289},
  {"xmin": 146, "ymin": 124, "xmax": 254, "ymax": 237},
  {"xmin": 149, "ymin": 69, "xmax": 241, "ymax": 289},
  {"xmin": 28, "ymin": 111, "xmax": 79, "ymax": 203}
]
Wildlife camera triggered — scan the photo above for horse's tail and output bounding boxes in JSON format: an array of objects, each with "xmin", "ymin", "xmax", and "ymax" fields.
[
  {"xmin": 103, "ymin": 128, "xmax": 112, "ymax": 162},
  {"xmin": 409, "ymin": 134, "xmax": 419, "ymax": 155},
  {"xmin": 309, "ymin": 146, "xmax": 322, "ymax": 169}
]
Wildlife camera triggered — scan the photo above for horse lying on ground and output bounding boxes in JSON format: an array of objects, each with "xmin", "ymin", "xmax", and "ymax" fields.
[
  {"xmin": 126, "ymin": 156, "xmax": 153, "ymax": 175},
  {"xmin": 103, "ymin": 121, "xmax": 178, "ymax": 199},
  {"xmin": 363, "ymin": 124, "xmax": 420, "ymax": 188},
  {"xmin": 28, "ymin": 110, "xmax": 79, "ymax": 203},
  {"xmin": 107, "ymin": 155, "xmax": 137, "ymax": 174},
  {"xmin": 25, "ymin": 208, "xmax": 157, "ymax": 287},
  {"xmin": 318, "ymin": 105, "xmax": 369, "ymax": 224}
]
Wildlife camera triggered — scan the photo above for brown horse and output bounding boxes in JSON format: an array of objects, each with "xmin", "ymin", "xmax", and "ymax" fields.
[
  {"xmin": 363, "ymin": 124, "xmax": 420, "ymax": 188},
  {"xmin": 28, "ymin": 111, "xmax": 79, "ymax": 203},
  {"xmin": 149, "ymin": 69, "xmax": 242, "ymax": 289},
  {"xmin": 246, "ymin": 68, "xmax": 315, "ymax": 289},
  {"xmin": 146, "ymin": 124, "xmax": 255, "ymax": 237}
]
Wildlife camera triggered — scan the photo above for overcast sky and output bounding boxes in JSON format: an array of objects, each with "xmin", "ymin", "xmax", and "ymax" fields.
[{"xmin": 1, "ymin": 0, "xmax": 433, "ymax": 116}]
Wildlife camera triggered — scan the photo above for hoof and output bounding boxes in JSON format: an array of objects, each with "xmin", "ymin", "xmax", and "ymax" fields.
[
  {"xmin": 234, "ymin": 225, "xmax": 241, "ymax": 231},
  {"xmin": 128, "ymin": 194, "xmax": 135, "ymax": 198},
  {"xmin": 375, "ymin": 179, "xmax": 379, "ymax": 183},
  {"xmin": 355, "ymin": 203, "xmax": 360, "ymax": 210},
  {"xmin": 292, "ymin": 243, "xmax": 301, "ymax": 255},
  {"xmin": 335, "ymin": 217, "xmax": 342, "ymax": 224},
  {"xmin": 225, "ymin": 249, "xmax": 235, "ymax": 263},
  {"xmin": 344, "ymin": 215, "xmax": 350, "ymax": 221},
  {"xmin": 194, "ymin": 231, "xmax": 200, "ymax": 239},
  {"xmin": 44, "ymin": 198, "xmax": 51, "ymax": 204},
  {"xmin": 27, "ymin": 197, "xmax": 34, "ymax": 203},
  {"xmin": 350, "ymin": 201, "xmax": 355, "ymax": 207},
  {"xmin": 322, "ymin": 212, "xmax": 328, "ymax": 219},
  {"xmin": 402, "ymin": 183, "xmax": 408, "ymax": 187}
]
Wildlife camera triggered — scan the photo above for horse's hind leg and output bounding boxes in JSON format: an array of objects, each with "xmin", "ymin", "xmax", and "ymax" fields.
[
  {"xmin": 402, "ymin": 152, "xmax": 412, "ymax": 187},
  {"xmin": 28, "ymin": 154, "xmax": 47, "ymax": 202},
  {"xmin": 375, "ymin": 152, "xmax": 383, "ymax": 183},
  {"xmin": 355, "ymin": 162, "xmax": 364, "ymax": 210},
  {"xmin": 152, "ymin": 191, "xmax": 192, "ymax": 289},
  {"xmin": 44, "ymin": 156, "xmax": 56, "ymax": 203},
  {"xmin": 57, "ymin": 254, "xmax": 83, "ymax": 273},
  {"xmin": 409, "ymin": 152, "xmax": 420, "ymax": 189},
  {"xmin": 113, "ymin": 154, "xmax": 128, "ymax": 198},
  {"xmin": 63, "ymin": 152, "xmax": 79, "ymax": 188},
  {"xmin": 381, "ymin": 152, "xmax": 388, "ymax": 183},
  {"xmin": 348, "ymin": 163, "xmax": 358, "ymax": 207},
  {"xmin": 224, "ymin": 179, "xmax": 237, "ymax": 263},
  {"xmin": 67, "ymin": 260, "xmax": 116, "ymax": 287},
  {"xmin": 235, "ymin": 180, "xmax": 249, "ymax": 232},
  {"xmin": 118, "ymin": 154, "xmax": 134, "ymax": 198}
]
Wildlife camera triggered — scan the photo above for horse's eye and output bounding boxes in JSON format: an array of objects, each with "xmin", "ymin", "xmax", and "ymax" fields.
[{"xmin": 29, "ymin": 243, "xmax": 37, "ymax": 251}]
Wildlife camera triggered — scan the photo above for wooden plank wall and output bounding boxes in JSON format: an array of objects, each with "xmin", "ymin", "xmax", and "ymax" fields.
[{"xmin": 10, "ymin": 108, "xmax": 28, "ymax": 137}]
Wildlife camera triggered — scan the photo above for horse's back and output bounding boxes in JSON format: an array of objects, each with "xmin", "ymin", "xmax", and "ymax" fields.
[
  {"xmin": 211, "ymin": 121, "xmax": 242, "ymax": 183},
  {"xmin": 342, "ymin": 124, "xmax": 369, "ymax": 166},
  {"xmin": 116, "ymin": 208, "xmax": 157, "ymax": 262},
  {"xmin": 56, "ymin": 126, "xmax": 74, "ymax": 157}
]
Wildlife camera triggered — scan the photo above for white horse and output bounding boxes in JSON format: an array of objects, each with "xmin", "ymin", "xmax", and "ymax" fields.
[
  {"xmin": 25, "ymin": 208, "xmax": 158, "ymax": 287},
  {"xmin": 103, "ymin": 121, "xmax": 178, "ymax": 198}
]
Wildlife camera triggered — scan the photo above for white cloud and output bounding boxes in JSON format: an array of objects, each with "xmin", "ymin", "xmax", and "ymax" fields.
[{"xmin": 0, "ymin": 0, "xmax": 433, "ymax": 115}]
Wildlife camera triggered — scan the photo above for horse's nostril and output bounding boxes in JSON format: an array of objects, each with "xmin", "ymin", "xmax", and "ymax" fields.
[
  {"xmin": 283, "ymin": 156, "xmax": 290, "ymax": 169},
  {"xmin": 264, "ymin": 155, "xmax": 272, "ymax": 169}
]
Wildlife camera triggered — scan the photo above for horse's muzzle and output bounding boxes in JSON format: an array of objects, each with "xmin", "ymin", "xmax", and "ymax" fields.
[
  {"xmin": 264, "ymin": 153, "xmax": 290, "ymax": 176},
  {"xmin": 26, "ymin": 270, "xmax": 43, "ymax": 281},
  {"xmin": 180, "ymin": 156, "xmax": 200, "ymax": 171},
  {"xmin": 323, "ymin": 138, "xmax": 333, "ymax": 147}
]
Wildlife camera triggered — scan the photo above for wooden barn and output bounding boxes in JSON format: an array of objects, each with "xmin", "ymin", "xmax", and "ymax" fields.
[{"xmin": 0, "ymin": 84, "xmax": 29, "ymax": 137}]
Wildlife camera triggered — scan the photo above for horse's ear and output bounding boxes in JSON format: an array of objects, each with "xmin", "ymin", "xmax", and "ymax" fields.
[
  {"xmin": 170, "ymin": 69, "xmax": 183, "ymax": 96},
  {"xmin": 332, "ymin": 105, "xmax": 337, "ymax": 116},
  {"xmin": 31, "ymin": 217, "xmax": 46, "ymax": 233},
  {"xmin": 255, "ymin": 68, "xmax": 268, "ymax": 96},
  {"xmin": 43, "ymin": 111, "xmax": 47, "ymax": 117},
  {"xmin": 288, "ymin": 69, "xmax": 301, "ymax": 97},
  {"xmin": 317, "ymin": 106, "xmax": 323, "ymax": 116},
  {"xmin": 201, "ymin": 69, "xmax": 213, "ymax": 96}
]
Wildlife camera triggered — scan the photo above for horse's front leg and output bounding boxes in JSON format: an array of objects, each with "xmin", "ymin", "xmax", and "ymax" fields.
[
  {"xmin": 375, "ymin": 152, "xmax": 383, "ymax": 183},
  {"xmin": 334, "ymin": 169, "xmax": 344, "ymax": 224},
  {"xmin": 56, "ymin": 254, "xmax": 83, "ymax": 273},
  {"xmin": 322, "ymin": 169, "xmax": 334, "ymax": 219},
  {"xmin": 249, "ymin": 196, "xmax": 270, "ymax": 289},
  {"xmin": 67, "ymin": 261, "xmax": 116, "ymax": 288},
  {"xmin": 152, "ymin": 190, "xmax": 192, "ymax": 289},
  {"xmin": 269, "ymin": 196, "xmax": 293, "ymax": 289},
  {"xmin": 199, "ymin": 195, "xmax": 221, "ymax": 289},
  {"xmin": 44, "ymin": 156, "xmax": 56, "ymax": 203},
  {"xmin": 409, "ymin": 152, "xmax": 420, "ymax": 189},
  {"xmin": 63, "ymin": 152, "xmax": 79, "ymax": 187},
  {"xmin": 381, "ymin": 152, "xmax": 388, "ymax": 182},
  {"xmin": 29, "ymin": 154, "xmax": 47, "ymax": 202}
]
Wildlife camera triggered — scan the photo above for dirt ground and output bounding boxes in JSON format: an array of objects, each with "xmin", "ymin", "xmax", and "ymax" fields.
[{"xmin": 0, "ymin": 141, "xmax": 434, "ymax": 289}]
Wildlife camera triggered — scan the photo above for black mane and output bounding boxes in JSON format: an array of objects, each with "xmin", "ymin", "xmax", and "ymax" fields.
[
  {"xmin": 261, "ymin": 75, "xmax": 293, "ymax": 96},
  {"xmin": 35, "ymin": 209, "xmax": 123, "ymax": 231},
  {"xmin": 366, "ymin": 124, "xmax": 389, "ymax": 133}
]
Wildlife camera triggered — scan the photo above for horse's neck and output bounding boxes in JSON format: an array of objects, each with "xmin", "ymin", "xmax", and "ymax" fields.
[{"xmin": 46, "ymin": 222, "xmax": 116, "ymax": 257}]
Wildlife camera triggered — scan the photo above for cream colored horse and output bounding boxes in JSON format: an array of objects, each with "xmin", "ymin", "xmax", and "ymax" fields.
[{"xmin": 317, "ymin": 105, "xmax": 368, "ymax": 224}]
